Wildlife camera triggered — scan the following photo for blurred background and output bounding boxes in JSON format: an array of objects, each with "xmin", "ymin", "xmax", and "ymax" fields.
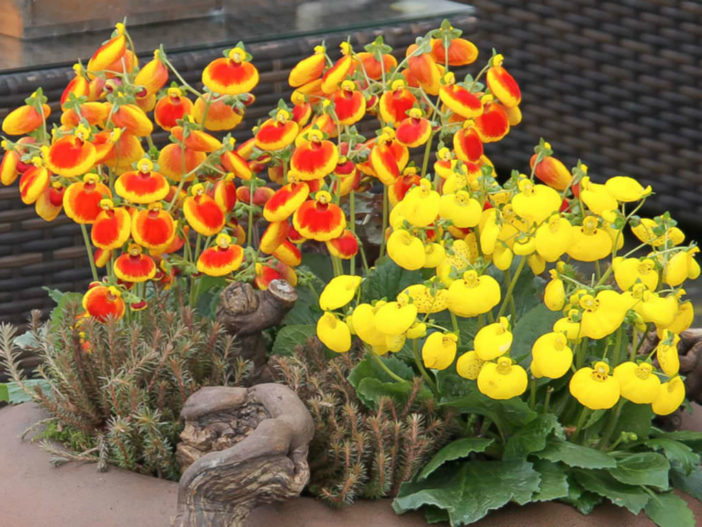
[{"xmin": 0, "ymin": 0, "xmax": 700, "ymax": 324}]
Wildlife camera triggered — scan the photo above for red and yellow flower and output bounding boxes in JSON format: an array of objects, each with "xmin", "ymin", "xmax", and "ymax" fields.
[
  {"xmin": 183, "ymin": 183, "xmax": 225, "ymax": 236},
  {"xmin": 290, "ymin": 129, "xmax": 338, "ymax": 180},
  {"xmin": 378, "ymin": 79, "xmax": 417, "ymax": 124},
  {"xmin": 91, "ymin": 199, "xmax": 131, "ymax": 250},
  {"xmin": 254, "ymin": 109, "xmax": 299, "ymax": 151},
  {"xmin": 202, "ymin": 46, "xmax": 259, "ymax": 95},
  {"xmin": 197, "ymin": 233, "xmax": 244, "ymax": 276},
  {"xmin": 82, "ymin": 283, "xmax": 126, "ymax": 321},
  {"xmin": 131, "ymin": 203, "xmax": 176, "ymax": 251},
  {"xmin": 154, "ymin": 88, "xmax": 194, "ymax": 130},
  {"xmin": 293, "ymin": 190, "xmax": 346, "ymax": 241},
  {"xmin": 63, "ymin": 173, "xmax": 112, "ymax": 223},
  {"xmin": 115, "ymin": 158, "xmax": 170, "ymax": 203},
  {"xmin": 114, "ymin": 244, "xmax": 157, "ymax": 282}
]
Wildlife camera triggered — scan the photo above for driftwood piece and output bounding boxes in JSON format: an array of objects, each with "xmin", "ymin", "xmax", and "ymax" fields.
[
  {"xmin": 174, "ymin": 384, "xmax": 314, "ymax": 527},
  {"xmin": 216, "ymin": 279, "xmax": 297, "ymax": 382}
]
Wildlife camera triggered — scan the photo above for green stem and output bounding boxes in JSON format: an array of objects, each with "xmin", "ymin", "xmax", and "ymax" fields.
[
  {"xmin": 413, "ymin": 340, "xmax": 438, "ymax": 396},
  {"xmin": 80, "ymin": 224, "xmax": 99, "ymax": 282},
  {"xmin": 450, "ymin": 311, "xmax": 459, "ymax": 334},
  {"xmin": 369, "ymin": 350, "xmax": 408, "ymax": 384},
  {"xmin": 247, "ymin": 179, "xmax": 255, "ymax": 249},
  {"xmin": 350, "ymin": 190, "xmax": 356, "ymax": 276},
  {"xmin": 612, "ymin": 325, "xmax": 624, "ymax": 366},
  {"xmin": 572, "ymin": 406, "xmax": 590, "ymax": 443},
  {"xmin": 544, "ymin": 387, "xmax": 553, "ymax": 413},
  {"xmin": 420, "ymin": 130, "xmax": 435, "ymax": 178},
  {"xmin": 529, "ymin": 379, "xmax": 536, "ymax": 409},
  {"xmin": 599, "ymin": 399, "xmax": 625, "ymax": 450},
  {"xmin": 496, "ymin": 256, "xmax": 527, "ymax": 319},
  {"xmin": 379, "ymin": 186, "xmax": 388, "ymax": 259}
]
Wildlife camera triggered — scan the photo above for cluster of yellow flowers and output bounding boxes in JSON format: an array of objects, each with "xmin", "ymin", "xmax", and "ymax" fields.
[{"xmin": 316, "ymin": 148, "xmax": 698, "ymax": 416}]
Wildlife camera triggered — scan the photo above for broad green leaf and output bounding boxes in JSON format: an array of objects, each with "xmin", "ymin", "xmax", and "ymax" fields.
[
  {"xmin": 355, "ymin": 377, "xmax": 431, "ymax": 408},
  {"xmin": 611, "ymin": 402, "xmax": 654, "ymax": 442},
  {"xmin": 423, "ymin": 506, "xmax": 449, "ymax": 524},
  {"xmin": 531, "ymin": 459, "xmax": 569, "ymax": 502},
  {"xmin": 561, "ymin": 478, "xmax": 603, "ymax": 514},
  {"xmin": 0, "ymin": 380, "xmax": 50, "ymax": 403},
  {"xmin": 45, "ymin": 288, "xmax": 82, "ymax": 332},
  {"xmin": 348, "ymin": 354, "xmax": 414, "ymax": 387},
  {"xmin": 430, "ymin": 311, "xmax": 479, "ymax": 349},
  {"xmin": 534, "ymin": 438, "xmax": 617, "ymax": 469},
  {"xmin": 645, "ymin": 438, "xmax": 700, "ymax": 476},
  {"xmin": 503, "ymin": 413, "xmax": 562, "ymax": 460},
  {"xmin": 361, "ymin": 256, "xmax": 423, "ymax": 302},
  {"xmin": 608, "ymin": 452, "xmax": 670, "ymax": 489},
  {"xmin": 441, "ymin": 385, "xmax": 537, "ymax": 437},
  {"xmin": 394, "ymin": 459, "xmax": 541, "ymax": 525},
  {"xmin": 655, "ymin": 430, "xmax": 702, "ymax": 451},
  {"xmin": 644, "ymin": 491, "xmax": 694, "ymax": 527},
  {"xmin": 671, "ymin": 465, "xmax": 702, "ymax": 501},
  {"xmin": 300, "ymin": 253, "xmax": 334, "ymax": 284},
  {"xmin": 510, "ymin": 304, "xmax": 560, "ymax": 364},
  {"xmin": 271, "ymin": 324, "xmax": 316, "ymax": 355},
  {"xmin": 419, "ymin": 437, "xmax": 494, "ymax": 480},
  {"xmin": 280, "ymin": 286, "xmax": 322, "ymax": 325},
  {"xmin": 12, "ymin": 330, "xmax": 40, "ymax": 350},
  {"xmin": 573, "ymin": 469, "xmax": 650, "ymax": 514},
  {"xmin": 193, "ymin": 275, "xmax": 227, "ymax": 319}
]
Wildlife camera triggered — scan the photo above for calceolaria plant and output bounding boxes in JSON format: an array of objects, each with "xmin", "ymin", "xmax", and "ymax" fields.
[{"xmin": 2, "ymin": 18, "xmax": 702, "ymax": 527}]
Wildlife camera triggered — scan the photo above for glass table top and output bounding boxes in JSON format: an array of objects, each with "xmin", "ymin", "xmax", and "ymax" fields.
[{"xmin": 0, "ymin": 0, "xmax": 473, "ymax": 72}]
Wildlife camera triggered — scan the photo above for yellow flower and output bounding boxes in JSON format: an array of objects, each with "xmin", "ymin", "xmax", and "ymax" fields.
[
  {"xmin": 402, "ymin": 283, "xmax": 448, "ymax": 314},
  {"xmin": 423, "ymin": 243, "xmax": 446, "ymax": 268},
  {"xmin": 492, "ymin": 243, "xmax": 513, "ymax": 271},
  {"xmin": 663, "ymin": 248, "xmax": 700, "ymax": 287},
  {"xmin": 527, "ymin": 253, "xmax": 546, "ymax": 275},
  {"xmin": 656, "ymin": 330, "xmax": 680, "ymax": 376},
  {"xmin": 580, "ymin": 176, "xmax": 617, "ymax": 215},
  {"xmin": 567, "ymin": 216, "xmax": 613, "ymax": 262},
  {"xmin": 319, "ymin": 274, "xmax": 362, "ymax": 311},
  {"xmin": 612, "ymin": 257, "xmax": 658, "ymax": 291},
  {"xmin": 579, "ymin": 290, "xmax": 630, "ymax": 340},
  {"xmin": 422, "ymin": 332, "xmax": 458, "ymax": 370},
  {"xmin": 664, "ymin": 300, "xmax": 694, "ymax": 334},
  {"xmin": 652, "ymin": 376, "xmax": 685, "ymax": 416},
  {"xmin": 374, "ymin": 297, "xmax": 418, "ymax": 335},
  {"xmin": 479, "ymin": 208, "xmax": 500, "ymax": 254},
  {"xmin": 554, "ymin": 310, "xmax": 582, "ymax": 341},
  {"xmin": 604, "ymin": 176, "xmax": 652, "ymax": 202},
  {"xmin": 513, "ymin": 235, "xmax": 536, "ymax": 256},
  {"xmin": 534, "ymin": 215, "xmax": 573, "ymax": 262},
  {"xmin": 613, "ymin": 362, "xmax": 660, "ymax": 404},
  {"xmin": 387, "ymin": 229, "xmax": 425, "ymax": 270},
  {"xmin": 631, "ymin": 218, "xmax": 685, "ymax": 247},
  {"xmin": 317, "ymin": 312, "xmax": 351, "ymax": 353},
  {"xmin": 385, "ymin": 333, "xmax": 406, "ymax": 352},
  {"xmin": 511, "ymin": 178, "xmax": 561, "ymax": 224},
  {"xmin": 456, "ymin": 350, "xmax": 485, "ymax": 380},
  {"xmin": 531, "ymin": 332, "xmax": 572, "ymax": 379},
  {"xmin": 477, "ymin": 357, "xmax": 528, "ymax": 400},
  {"xmin": 402, "ymin": 180, "xmax": 440, "ymax": 227},
  {"xmin": 439, "ymin": 191, "xmax": 482, "ymax": 228},
  {"xmin": 630, "ymin": 287, "xmax": 678, "ymax": 328},
  {"xmin": 406, "ymin": 321, "xmax": 427, "ymax": 339},
  {"xmin": 569, "ymin": 361, "xmax": 620, "ymax": 410},
  {"xmin": 474, "ymin": 317, "xmax": 513, "ymax": 361},
  {"xmin": 544, "ymin": 272, "xmax": 566, "ymax": 311},
  {"xmin": 352, "ymin": 303, "xmax": 386, "ymax": 347},
  {"xmin": 436, "ymin": 239, "xmax": 476, "ymax": 286},
  {"xmin": 447, "ymin": 270, "xmax": 501, "ymax": 318}
]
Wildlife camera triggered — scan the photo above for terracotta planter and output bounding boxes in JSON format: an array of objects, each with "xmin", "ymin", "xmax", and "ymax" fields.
[{"xmin": 3, "ymin": 403, "xmax": 702, "ymax": 526}]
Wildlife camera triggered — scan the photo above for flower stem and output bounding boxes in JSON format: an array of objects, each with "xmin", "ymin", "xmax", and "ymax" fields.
[
  {"xmin": 350, "ymin": 190, "xmax": 356, "ymax": 275},
  {"xmin": 247, "ymin": 179, "xmax": 255, "ymax": 249},
  {"xmin": 369, "ymin": 350, "xmax": 408, "ymax": 384},
  {"xmin": 544, "ymin": 386, "xmax": 553, "ymax": 413},
  {"xmin": 80, "ymin": 224, "xmax": 99, "ymax": 282},
  {"xmin": 413, "ymin": 340, "xmax": 438, "ymax": 396},
  {"xmin": 420, "ymin": 130, "xmax": 435, "ymax": 178},
  {"xmin": 496, "ymin": 256, "xmax": 527, "ymax": 319},
  {"xmin": 379, "ymin": 185, "xmax": 388, "ymax": 259},
  {"xmin": 598, "ymin": 399, "xmax": 625, "ymax": 450},
  {"xmin": 529, "ymin": 379, "xmax": 536, "ymax": 409},
  {"xmin": 572, "ymin": 406, "xmax": 590, "ymax": 443}
]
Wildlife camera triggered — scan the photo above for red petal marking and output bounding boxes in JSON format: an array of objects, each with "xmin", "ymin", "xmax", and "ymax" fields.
[
  {"xmin": 115, "ymin": 170, "xmax": 169, "ymax": 203},
  {"xmin": 487, "ymin": 66, "xmax": 521, "ymax": 107},
  {"xmin": 439, "ymin": 85, "xmax": 482, "ymax": 119},
  {"xmin": 291, "ymin": 140, "xmax": 338, "ymax": 179},
  {"xmin": 531, "ymin": 155, "xmax": 572, "ymax": 191},
  {"xmin": 198, "ymin": 245, "xmax": 244, "ymax": 275},
  {"xmin": 430, "ymin": 38, "xmax": 478, "ymax": 66},
  {"xmin": 254, "ymin": 265, "xmax": 282, "ymax": 290},
  {"xmin": 19, "ymin": 166, "xmax": 49, "ymax": 204},
  {"xmin": 453, "ymin": 127, "xmax": 484, "ymax": 162},
  {"xmin": 184, "ymin": 195, "xmax": 225, "ymax": 236},
  {"xmin": 158, "ymin": 144, "xmax": 206, "ymax": 182},
  {"xmin": 293, "ymin": 200, "xmax": 346, "ymax": 241},
  {"xmin": 47, "ymin": 137, "xmax": 96, "ymax": 177},
  {"xmin": 408, "ymin": 54, "xmax": 440, "ymax": 94},
  {"xmin": 134, "ymin": 58, "xmax": 169, "ymax": 96},
  {"xmin": 260, "ymin": 221, "xmax": 290, "ymax": 254},
  {"xmin": 114, "ymin": 253, "xmax": 156, "ymax": 282},
  {"xmin": 370, "ymin": 144, "xmax": 400, "ymax": 185},
  {"xmin": 253, "ymin": 187, "xmax": 274, "ymax": 206},
  {"xmin": 221, "ymin": 151, "xmax": 253, "ymax": 181},
  {"xmin": 326, "ymin": 229, "xmax": 358, "ymax": 259},
  {"xmin": 379, "ymin": 89, "xmax": 417, "ymax": 123},
  {"xmin": 91, "ymin": 208, "xmax": 130, "ymax": 249},
  {"xmin": 112, "ymin": 104, "xmax": 153, "ymax": 136},
  {"xmin": 332, "ymin": 90, "xmax": 365, "ymax": 125},
  {"xmin": 154, "ymin": 96, "xmax": 193, "ymax": 130},
  {"xmin": 292, "ymin": 103, "xmax": 312, "ymax": 126},
  {"xmin": 88, "ymin": 35, "xmax": 127, "ymax": 73},
  {"xmin": 203, "ymin": 58, "xmax": 258, "ymax": 94},
  {"xmin": 395, "ymin": 117, "xmax": 431, "ymax": 148},
  {"xmin": 132, "ymin": 209, "xmax": 176, "ymax": 249},
  {"xmin": 63, "ymin": 180, "xmax": 112, "ymax": 224},
  {"xmin": 273, "ymin": 240, "xmax": 302, "ymax": 267},
  {"xmin": 474, "ymin": 103, "xmax": 510, "ymax": 142},
  {"xmin": 263, "ymin": 182, "xmax": 309, "ymax": 222},
  {"xmin": 60, "ymin": 76, "xmax": 89, "ymax": 107},
  {"xmin": 83, "ymin": 286, "xmax": 125, "ymax": 322},
  {"xmin": 255, "ymin": 120, "xmax": 298, "ymax": 150},
  {"xmin": 321, "ymin": 55, "xmax": 354, "ymax": 94},
  {"xmin": 390, "ymin": 174, "xmax": 421, "ymax": 205},
  {"xmin": 214, "ymin": 179, "xmax": 237, "ymax": 212}
]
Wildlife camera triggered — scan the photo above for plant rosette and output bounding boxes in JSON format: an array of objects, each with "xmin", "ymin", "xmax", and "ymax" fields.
[{"xmin": 1, "ymin": 18, "xmax": 701, "ymax": 527}]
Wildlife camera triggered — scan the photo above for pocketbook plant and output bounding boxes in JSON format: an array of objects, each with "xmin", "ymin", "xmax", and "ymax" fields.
[{"xmin": 2, "ymin": 20, "xmax": 701, "ymax": 526}]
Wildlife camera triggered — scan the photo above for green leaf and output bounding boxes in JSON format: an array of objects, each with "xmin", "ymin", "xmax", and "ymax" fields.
[
  {"xmin": 534, "ymin": 438, "xmax": 617, "ymax": 469},
  {"xmin": 645, "ymin": 438, "xmax": 700, "ymax": 476},
  {"xmin": 441, "ymin": 384, "xmax": 537, "ymax": 437},
  {"xmin": 300, "ymin": 253, "xmax": 334, "ymax": 284},
  {"xmin": 419, "ymin": 437, "xmax": 494, "ymax": 480},
  {"xmin": 355, "ymin": 377, "xmax": 431, "ymax": 408},
  {"xmin": 610, "ymin": 402, "xmax": 654, "ymax": 442},
  {"xmin": 393, "ymin": 459, "xmax": 541, "ymax": 525},
  {"xmin": 531, "ymin": 460, "xmax": 569, "ymax": 502},
  {"xmin": 510, "ymin": 304, "xmax": 560, "ymax": 364},
  {"xmin": 271, "ymin": 324, "xmax": 316, "ymax": 355},
  {"xmin": 573, "ymin": 469, "xmax": 650, "ymax": 514},
  {"xmin": 423, "ymin": 507, "xmax": 449, "ymax": 524},
  {"xmin": 608, "ymin": 452, "xmax": 670, "ymax": 489},
  {"xmin": 361, "ymin": 256, "xmax": 423, "ymax": 302},
  {"xmin": 561, "ymin": 478, "xmax": 603, "ymax": 514},
  {"xmin": 0, "ymin": 380, "xmax": 51, "ymax": 404},
  {"xmin": 431, "ymin": 311, "xmax": 479, "ymax": 349},
  {"xmin": 644, "ymin": 491, "xmax": 695, "ymax": 527},
  {"xmin": 193, "ymin": 275, "xmax": 227, "ymax": 319},
  {"xmin": 671, "ymin": 465, "xmax": 702, "ymax": 501},
  {"xmin": 348, "ymin": 354, "xmax": 414, "ymax": 387},
  {"xmin": 654, "ymin": 430, "xmax": 702, "ymax": 451},
  {"xmin": 280, "ymin": 286, "xmax": 321, "ymax": 325},
  {"xmin": 44, "ymin": 288, "xmax": 82, "ymax": 332},
  {"xmin": 503, "ymin": 413, "xmax": 562, "ymax": 460}
]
